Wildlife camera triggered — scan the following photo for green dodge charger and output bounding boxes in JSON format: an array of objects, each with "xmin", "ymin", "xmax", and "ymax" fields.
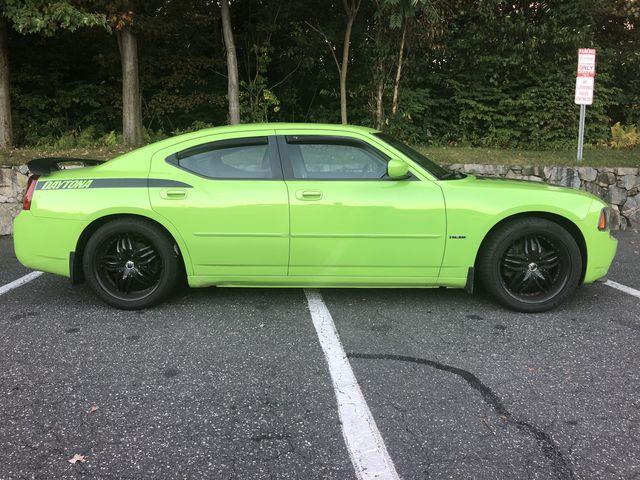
[{"xmin": 14, "ymin": 123, "xmax": 617, "ymax": 312}]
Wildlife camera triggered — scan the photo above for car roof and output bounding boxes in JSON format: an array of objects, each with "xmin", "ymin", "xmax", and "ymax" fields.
[{"xmin": 184, "ymin": 122, "xmax": 378, "ymax": 136}]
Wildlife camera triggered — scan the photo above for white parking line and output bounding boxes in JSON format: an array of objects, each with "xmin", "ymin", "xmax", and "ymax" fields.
[
  {"xmin": 0, "ymin": 271, "xmax": 43, "ymax": 296},
  {"xmin": 604, "ymin": 280, "xmax": 640, "ymax": 300},
  {"xmin": 304, "ymin": 289, "xmax": 400, "ymax": 480}
]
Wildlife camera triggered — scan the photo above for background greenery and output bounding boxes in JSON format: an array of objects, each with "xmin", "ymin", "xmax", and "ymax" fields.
[{"xmin": 3, "ymin": 0, "xmax": 640, "ymax": 151}]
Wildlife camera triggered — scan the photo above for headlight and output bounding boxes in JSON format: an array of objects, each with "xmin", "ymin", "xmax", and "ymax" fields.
[{"xmin": 597, "ymin": 207, "xmax": 610, "ymax": 231}]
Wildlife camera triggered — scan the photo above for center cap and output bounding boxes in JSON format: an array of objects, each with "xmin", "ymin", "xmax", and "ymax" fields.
[
  {"xmin": 125, "ymin": 260, "xmax": 135, "ymax": 269},
  {"xmin": 528, "ymin": 262, "xmax": 538, "ymax": 271}
]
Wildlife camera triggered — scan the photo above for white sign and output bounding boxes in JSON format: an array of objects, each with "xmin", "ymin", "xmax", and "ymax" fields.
[{"xmin": 575, "ymin": 48, "xmax": 596, "ymax": 105}]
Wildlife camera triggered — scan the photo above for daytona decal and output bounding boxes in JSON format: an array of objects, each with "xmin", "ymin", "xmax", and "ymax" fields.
[
  {"xmin": 40, "ymin": 179, "xmax": 94, "ymax": 190},
  {"xmin": 36, "ymin": 178, "xmax": 192, "ymax": 190}
]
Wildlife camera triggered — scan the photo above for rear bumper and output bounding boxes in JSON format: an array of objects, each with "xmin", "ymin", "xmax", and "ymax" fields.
[
  {"xmin": 583, "ymin": 230, "xmax": 617, "ymax": 283},
  {"xmin": 13, "ymin": 211, "xmax": 86, "ymax": 278}
]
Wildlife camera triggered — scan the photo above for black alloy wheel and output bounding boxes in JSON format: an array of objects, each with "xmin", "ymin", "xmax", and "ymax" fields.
[
  {"xmin": 83, "ymin": 219, "xmax": 179, "ymax": 309},
  {"xmin": 499, "ymin": 233, "xmax": 569, "ymax": 303},
  {"xmin": 478, "ymin": 217, "xmax": 582, "ymax": 312},
  {"xmin": 94, "ymin": 232, "xmax": 163, "ymax": 301}
]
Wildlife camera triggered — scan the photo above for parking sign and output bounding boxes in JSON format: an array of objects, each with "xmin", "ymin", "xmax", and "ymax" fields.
[{"xmin": 575, "ymin": 48, "xmax": 596, "ymax": 105}]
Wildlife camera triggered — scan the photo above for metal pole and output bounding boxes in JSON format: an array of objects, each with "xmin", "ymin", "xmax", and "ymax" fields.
[{"xmin": 577, "ymin": 104, "xmax": 586, "ymax": 162}]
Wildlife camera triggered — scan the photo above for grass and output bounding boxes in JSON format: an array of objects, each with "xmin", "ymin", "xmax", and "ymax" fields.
[
  {"xmin": 0, "ymin": 144, "xmax": 638, "ymax": 168},
  {"xmin": 417, "ymin": 145, "xmax": 640, "ymax": 168}
]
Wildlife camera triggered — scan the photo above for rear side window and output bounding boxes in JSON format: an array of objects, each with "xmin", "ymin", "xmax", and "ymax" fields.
[
  {"xmin": 168, "ymin": 137, "xmax": 274, "ymax": 179},
  {"xmin": 284, "ymin": 137, "xmax": 388, "ymax": 180}
]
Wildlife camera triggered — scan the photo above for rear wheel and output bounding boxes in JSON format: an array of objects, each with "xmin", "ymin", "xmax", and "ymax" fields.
[
  {"xmin": 83, "ymin": 219, "xmax": 179, "ymax": 309},
  {"xmin": 478, "ymin": 218, "xmax": 582, "ymax": 312}
]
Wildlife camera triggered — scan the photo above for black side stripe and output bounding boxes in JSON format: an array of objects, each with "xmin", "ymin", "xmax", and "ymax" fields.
[{"xmin": 35, "ymin": 178, "xmax": 193, "ymax": 190}]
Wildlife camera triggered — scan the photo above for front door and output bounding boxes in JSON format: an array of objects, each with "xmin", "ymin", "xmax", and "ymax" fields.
[
  {"xmin": 277, "ymin": 132, "xmax": 446, "ymax": 283},
  {"xmin": 149, "ymin": 132, "xmax": 289, "ymax": 278}
]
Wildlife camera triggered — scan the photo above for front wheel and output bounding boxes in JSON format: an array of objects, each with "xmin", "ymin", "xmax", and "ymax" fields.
[
  {"xmin": 477, "ymin": 218, "xmax": 582, "ymax": 313},
  {"xmin": 83, "ymin": 219, "xmax": 179, "ymax": 309}
]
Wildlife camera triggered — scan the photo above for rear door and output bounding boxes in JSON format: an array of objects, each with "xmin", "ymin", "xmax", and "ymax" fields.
[
  {"xmin": 277, "ymin": 131, "xmax": 446, "ymax": 282},
  {"xmin": 149, "ymin": 131, "xmax": 289, "ymax": 278}
]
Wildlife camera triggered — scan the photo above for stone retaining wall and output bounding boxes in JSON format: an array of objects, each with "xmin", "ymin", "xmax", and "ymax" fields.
[
  {"xmin": 0, "ymin": 166, "xmax": 28, "ymax": 235},
  {"xmin": 1, "ymin": 163, "xmax": 638, "ymax": 235}
]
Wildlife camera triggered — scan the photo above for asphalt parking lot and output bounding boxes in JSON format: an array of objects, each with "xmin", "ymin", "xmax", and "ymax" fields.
[{"xmin": 1, "ymin": 231, "xmax": 639, "ymax": 480}]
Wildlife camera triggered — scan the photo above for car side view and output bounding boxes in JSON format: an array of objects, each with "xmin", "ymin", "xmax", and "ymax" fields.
[{"xmin": 14, "ymin": 123, "xmax": 617, "ymax": 312}]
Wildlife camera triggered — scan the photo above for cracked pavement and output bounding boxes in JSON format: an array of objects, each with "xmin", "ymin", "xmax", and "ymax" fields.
[{"xmin": 1, "ymin": 230, "xmax": 639, "ymax": 479}]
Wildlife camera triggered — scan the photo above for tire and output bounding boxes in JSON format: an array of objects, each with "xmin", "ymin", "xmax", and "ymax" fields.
[
  {"xmin": 83, "ymin": 218, "xmax": 179, "ymax": 309},
  {"xmin": 477, "ymin": 217, "xmax": 582, "ymax": 313}
]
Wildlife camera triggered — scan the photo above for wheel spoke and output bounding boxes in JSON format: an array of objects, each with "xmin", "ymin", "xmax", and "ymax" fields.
[
  {"xmin": 533, "ymin": 235, "xmax": 542, "ymax": 253},
  {"xmin": 125, "ymin": 235, "xmax": 134, "ymax": 252},
  {"xmin": 135, "ymin": 246, "xmax": 157, "ymax": 265},
  {"xmin": 508, "ymin": 271, "xmax": 529, "ymax": 292},
  {"xmin": 503, "ymin": 252, "xmax": 528, "ymax": 268},
  {"xmin": 100, "ymin": 259, "xmax": 122, "ymax": 272},
  {"xmin": 134, "ymin": 268, "xmax": 156, "ymax": 287}
]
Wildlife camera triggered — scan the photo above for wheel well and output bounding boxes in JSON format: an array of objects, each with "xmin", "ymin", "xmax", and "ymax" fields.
[
  {"xmin": 474, "ymin": 212, "xmax": 588, "ymax": 284},
  {"xmin": 72, "ymin": 214, "xmax": 186, "ymax": 284}
]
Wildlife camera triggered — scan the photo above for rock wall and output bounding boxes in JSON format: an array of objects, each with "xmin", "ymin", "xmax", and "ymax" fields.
[
  {"xmin": 0, "ymin": 166, "xmax": 28, "ymax": 235},
  {"xmin": 0, "ymin": 163, "xmax": 638, "ymax": 234},
  {"xmin": 446, "ymin": 164, "xmax": 639, "ymax": 230}
]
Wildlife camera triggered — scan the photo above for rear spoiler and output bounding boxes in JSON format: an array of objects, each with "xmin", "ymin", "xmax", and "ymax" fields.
[{"xmin": 27, "ymin": 157, "xmax": 106, "ymax": 176}]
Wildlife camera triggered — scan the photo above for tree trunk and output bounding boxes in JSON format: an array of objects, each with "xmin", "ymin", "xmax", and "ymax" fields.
[
  {"xmin": 339, "ymin": 14, "xmax": 355, "ymax": 125},
  {"xmin": 391, "ymin": 22, "xmax": 407, "ymax": 117},
  {"xmin": 0, "ymin": 17, "xmax": 13, "ymax": 149},
  {"xmin": 220, "ymin": 0, "xmax": 240, "ymax": 125},
  {"xmin": 117, "ymin": 28, "xmax": 143, "ymax": 147},
  {"xmin": 374, "ymin": 58, "xmax": 385, "ymax": 130}
]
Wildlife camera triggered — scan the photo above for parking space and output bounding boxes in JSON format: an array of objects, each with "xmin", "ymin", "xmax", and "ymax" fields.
[{"xmin": 1, "ymin": 231, "xmax": 639, "ymax": 479}]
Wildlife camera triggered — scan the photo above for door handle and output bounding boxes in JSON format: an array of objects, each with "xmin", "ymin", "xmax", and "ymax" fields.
[
  {"xmin": 160, "ymin": 189, "xmax": 187, "ymax": 200},
  {"xmin": 296, "ymin": 189, "xmax": 323, "ymax": 201}
]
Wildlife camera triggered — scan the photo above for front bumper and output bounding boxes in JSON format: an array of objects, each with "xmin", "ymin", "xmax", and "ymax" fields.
[{"xmin": 583, "ymin": 230, "xmax": 618, "ymax": 284}]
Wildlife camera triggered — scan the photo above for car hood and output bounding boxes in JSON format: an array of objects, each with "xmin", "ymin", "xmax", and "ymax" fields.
[{"xmin": 465, "ymin": 174, "xmax": 601, "ymax": 202}]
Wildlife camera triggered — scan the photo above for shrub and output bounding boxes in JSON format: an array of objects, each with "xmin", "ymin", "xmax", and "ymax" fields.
[{"xmin": 610, "ymin": 123, "xmax": 640, "ymax": 149}]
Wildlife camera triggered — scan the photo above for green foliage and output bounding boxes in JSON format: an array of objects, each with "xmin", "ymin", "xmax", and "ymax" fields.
[
  {"xmin": 240, "ymin": 44, "xmax": 282, "ymax": 123},
  {"xmin": 170, "ymin": 120, "xmax": 215, "ymax": 136},
  {"xmin": 3, "ymin": 0, "xmax": 639, "ymax": 150},
  {"xmin": 3, "ymin": 0, "xmax": 108, "ymax": 35},
  {"xmin": 610, "ymin": 122, "xmax": 640, "ymax": 149}
]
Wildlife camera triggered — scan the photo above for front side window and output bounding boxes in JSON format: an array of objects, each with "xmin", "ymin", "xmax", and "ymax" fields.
[
  {"xmin": 373, "ymin": 132, "xmax": 462, "ymax": 180},
  {"xmin": 170, "ymin": 138, "xmax": 273, "ymax": 179},
  {"xmin": 285, "ymin": 138, "xmax": 388, "ymax": 179}
]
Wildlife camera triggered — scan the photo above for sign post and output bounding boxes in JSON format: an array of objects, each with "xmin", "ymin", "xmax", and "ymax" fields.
[{"xmin": 575, "ymin": 48, "xmax": 596, "ymax": 161}]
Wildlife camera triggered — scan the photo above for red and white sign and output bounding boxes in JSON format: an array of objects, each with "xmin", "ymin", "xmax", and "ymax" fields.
[{"xmin": 575, "ymin": 48, "xmax": 596, "ymax": 105}]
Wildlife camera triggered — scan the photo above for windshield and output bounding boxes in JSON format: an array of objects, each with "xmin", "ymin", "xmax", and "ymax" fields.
[{"xmin": 373, "ymin": 132, "xmax": 462, "ymax": 180}]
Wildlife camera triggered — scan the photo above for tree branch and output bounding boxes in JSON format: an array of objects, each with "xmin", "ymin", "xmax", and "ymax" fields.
[{"xmin": 304, "ymin": 20, "xmax": 341, "ymax": 74}]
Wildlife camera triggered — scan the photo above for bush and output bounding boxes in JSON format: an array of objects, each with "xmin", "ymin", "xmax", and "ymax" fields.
[{"xmin": 610, "ymin": 122, "xmax": 640, "ymax": 149}]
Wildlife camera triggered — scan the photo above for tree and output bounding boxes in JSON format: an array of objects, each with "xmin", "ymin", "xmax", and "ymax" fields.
[
  {"xmin": 104, "ymin": 2, "xmax": 143, "ymax": 147},
  {"xmin": 220, "ymin": 0, "xmax": 240, "ymax": 124},
  {"xmin": 307, "ymin": 0, "xmax": 362, "ymax": 124},
  {"xmin": 0, "ymin": 15, "xmax": 12, "ymax": 148},
  {"xmin": 109, "ymin": 8, "xmax": 143, "ymax": 146},
  {"xmin": 2, "ymin": 0, "xmax": 107, "ymax": 148}
]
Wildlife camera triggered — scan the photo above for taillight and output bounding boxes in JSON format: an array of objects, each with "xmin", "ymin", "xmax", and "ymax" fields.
[
  {"xmin": 597, "ymin": 207, "xmax": 609, "ymax": 231},
  {"xmin": 23, "ymin": 175, "xmax": 39, "ymax": 210}
]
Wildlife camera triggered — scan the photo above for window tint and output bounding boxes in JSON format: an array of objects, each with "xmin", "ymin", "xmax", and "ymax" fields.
[
  {"xmin": 176, "ymin": 142, "xmax": 273, "ymax": 179},
  {"xmin": 286, "ymin": 142, "xmax": 387, "ymax": 179}
]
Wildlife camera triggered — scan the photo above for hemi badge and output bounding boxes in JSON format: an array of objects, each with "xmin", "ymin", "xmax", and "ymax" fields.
[{"xmin": 449, "ymin": 235, "xmax": 466, "ymax": 239}]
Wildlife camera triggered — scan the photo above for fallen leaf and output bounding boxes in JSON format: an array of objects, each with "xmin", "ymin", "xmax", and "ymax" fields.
[
  {"xmin": 89, "ymin": 405, "xmax": 98, "ymax": 413},
  {"xmin": 68, "ymin": 454, "xmax": 87, "ymax": 464}
]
